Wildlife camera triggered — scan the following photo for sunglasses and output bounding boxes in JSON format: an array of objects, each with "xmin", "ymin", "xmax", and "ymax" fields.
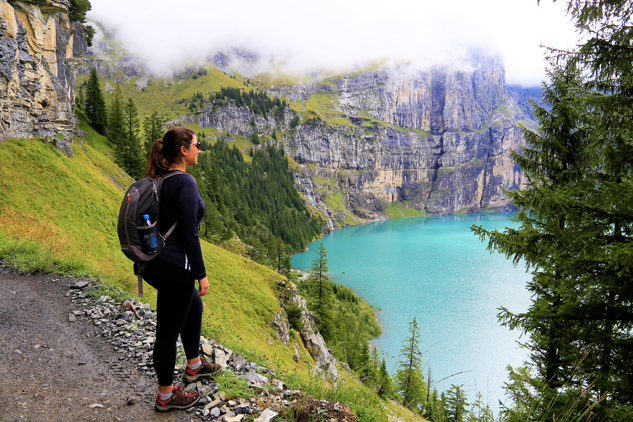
[{"xmin": 189, "ymin": 141, "xmax": 201, "ymax": 150}]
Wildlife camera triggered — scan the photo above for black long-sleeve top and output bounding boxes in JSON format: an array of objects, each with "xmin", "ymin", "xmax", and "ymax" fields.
[{"xmin": 157, "ymin": 171, "xmax": 207, "ymax": 279}]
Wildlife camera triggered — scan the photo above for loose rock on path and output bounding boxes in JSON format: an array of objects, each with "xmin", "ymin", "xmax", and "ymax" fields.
[{"xmin": 0, "ymin": 264, "xmax": 358, "ymax": 422}]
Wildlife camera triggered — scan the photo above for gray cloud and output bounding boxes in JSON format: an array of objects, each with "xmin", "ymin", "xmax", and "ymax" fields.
[{"xmin": 88, "ymin": 0, "xmax": 579, "ymax": 86}]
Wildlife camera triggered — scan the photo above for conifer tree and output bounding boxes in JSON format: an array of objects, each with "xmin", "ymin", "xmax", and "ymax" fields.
[
  {"xmin": 467, "ymin": 392, "xmax": 494, "ymax": 422},
  {"xmin": 143, "ymin": 111, "xmax": 164, "ymax": 157},
  {"xmin": 356, "ymin": 343, "xmax": 372, "ymax": 382},
  {"xmin": 395, "ymin": 317, "xmax": 427, "ymax": 411},
  {"xmin": 377, "ymin": 357, "xmax": 395, "ymax": 399},
  {"xmin": 75, "ymin": 87, "xmax": 85, "ymax": 110},
  {"xmin": 306, "ymin": 243, "xmax": 335, "ymax": 341},
  {"xmin": 108, "ymin": 84, "xmax": 125, "ymax": 148},
  {"xmin": 445, "ymin": 384, "xmax": 468, "ymax": 422},
  {"xmin": 84, "ymin": 67, "xmax": 107, "ymax": 134},
  {"xmin": 472, "ymin": 2, "xmax": 633, "ymax": 418},
  {"xmin": 250, "ymin": 130, "xmax": 260, "ymax": 145},
  {"xmin": 120, "ymin": 97, "xmax": 145, "ymax": 179}
]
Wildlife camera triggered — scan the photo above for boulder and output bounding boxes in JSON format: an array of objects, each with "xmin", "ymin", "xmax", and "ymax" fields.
[{"xmin": 271, "ymin": 311, "xmax": 290, "ymax": 345}]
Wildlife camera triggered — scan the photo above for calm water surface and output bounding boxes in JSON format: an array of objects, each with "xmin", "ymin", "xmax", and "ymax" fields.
[{"xmin": 291, "ymin": 212, "xmax": 531, "ymax": 409}]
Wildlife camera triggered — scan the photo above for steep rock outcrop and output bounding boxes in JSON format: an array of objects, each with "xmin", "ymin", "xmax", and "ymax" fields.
[
  {"xmin": 278, "ymin": 280, "xmax": 339, "ymax": 382},
  {"xmin": 272, "ymin": 56, "xmax": 528, "ymax": 219},
  {"xmin": 195, "ymin": 103, "xmax": 296, "ymax": 136},
  {"xmin": 0, "ymin": 0, "xmax": 87, "ymax": 149}
]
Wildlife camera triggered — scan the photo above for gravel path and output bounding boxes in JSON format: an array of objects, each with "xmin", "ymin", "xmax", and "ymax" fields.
[{"xmin": 0, "ymin": 265, "xmax": 186, "ymax": 422}]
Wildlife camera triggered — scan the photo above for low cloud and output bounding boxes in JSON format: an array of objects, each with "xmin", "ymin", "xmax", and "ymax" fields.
[{"xmin": 88, "ymin": 0, "xmax": 579, "ymax": 86}]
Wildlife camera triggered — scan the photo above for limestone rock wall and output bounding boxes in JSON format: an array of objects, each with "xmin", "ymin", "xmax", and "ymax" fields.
[
  {"xmin": 0, "ymin": 0, "xmax": 87, "ymax": 147},
  {"xmin": 270, "ymin": 56, "xmax": 528, "ymax": 220}
]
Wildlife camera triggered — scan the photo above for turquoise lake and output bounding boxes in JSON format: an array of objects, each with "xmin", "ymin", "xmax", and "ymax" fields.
[{"xmin": 291, "ymin": 212, "xmax": 532, "ymax": 409}]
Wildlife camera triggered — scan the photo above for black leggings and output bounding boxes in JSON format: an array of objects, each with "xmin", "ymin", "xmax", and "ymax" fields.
[{"xmin": 142, "ymin": 258, "xmax": 203, "ymax": 387}]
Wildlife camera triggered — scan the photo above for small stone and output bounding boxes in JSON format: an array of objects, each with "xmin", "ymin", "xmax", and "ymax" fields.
[
  {"xmin": 71, "ymin": 281, "xmax": 90, "ymax": 289},
  {"xmin": 89, "ymin": 403, "xmax": 103, "ymax": 409},
  {"xmin": 14, "ymin": 349, "xmax": 22, "ymax": 354},
  {"xmin": 235, "ymin": 404, "xmax": 251, "ymax": 415},
  {"xmin": 228, "ymin": 400, "xmax": 237, "ymax": 406},
  {"xmin": 201, "ymin": 343, "xmax": 214, "ymax": 356},
  {"xmin": 201, "ymin": 383, "xmax": 218, "ymax": 397},
  {"xmin": 224, "ymin": 414, "xmax": 243, "ymax": 422},
  {"xmin": 232, "ymin": 354, "xmax": 247, "ymax": 370},
  {"xmin": 214, "ymin": 349, "xmax": 230, "ymax": 367},
  {"xmin": 204, "ymin": 399, "xmax": 221, "ymax": 410},
  {"xmin": 254, "ymin": 408, "xmax": 279, "ymax": 422},
  {"xmin": 68, "ymin": 313, "xmax": 76, "ymax": 322},
  {"xmin": 272, "ymin": 379, "xmax": 285, "ymax": 390},
  {"xmin": 116, "ymin": 319, "xmax": 127, "ymax": 326},
  {"xmin": 244, "ymin": 372, "xmax": 269, "ymax": 386},
  {"xmin": 210, "ymin": 407, "xmax": 221, "ymax": 418}
]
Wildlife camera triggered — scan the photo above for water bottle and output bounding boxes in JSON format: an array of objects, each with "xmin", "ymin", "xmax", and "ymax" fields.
[{"xmin": 142, "ymin": 214, "xmax": 159, "ymax": 253}]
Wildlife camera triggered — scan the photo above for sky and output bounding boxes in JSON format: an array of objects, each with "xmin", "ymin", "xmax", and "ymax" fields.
[{"xmin": 87, "ymin": 0, "xmax": 580, "ymax": 87}]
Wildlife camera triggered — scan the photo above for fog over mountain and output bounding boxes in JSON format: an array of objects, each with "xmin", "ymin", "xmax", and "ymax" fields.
[{"xmin": 88, "ymin": 0, "xmax": 579, "ymax": 86}]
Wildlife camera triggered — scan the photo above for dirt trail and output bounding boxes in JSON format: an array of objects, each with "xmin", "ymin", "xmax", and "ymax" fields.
[{"xmin": 0, "ymin": 265, "xmax": 184, "ymax": 422}]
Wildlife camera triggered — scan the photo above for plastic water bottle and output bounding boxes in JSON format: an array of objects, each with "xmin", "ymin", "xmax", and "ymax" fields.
[{"xmin": 143, "ymin": 214, "xmax": 159, "ymax": 253}]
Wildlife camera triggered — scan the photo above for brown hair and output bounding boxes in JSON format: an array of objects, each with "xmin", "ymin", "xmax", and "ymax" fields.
[{"xmin": 146, "ymin": 126, "xmax": 196, "ymax": 177}]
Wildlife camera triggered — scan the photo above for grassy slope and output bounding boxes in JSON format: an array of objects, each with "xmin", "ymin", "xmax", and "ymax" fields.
[
  {"xmin": 0, "ymin": 120, "xmax": 305, "ymax": 373},
  {"xmin": 0, "ymin": 124, "xmax": 426, "ymax": 422}
]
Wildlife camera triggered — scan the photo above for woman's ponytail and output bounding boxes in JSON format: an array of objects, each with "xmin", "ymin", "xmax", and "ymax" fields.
[
  {"xmin": 146, "ymin": 138, "xmax": 168, "ymax": 178},
  {"xmin": 145, "ymin": 127, "xmax": 195, "ymax": 178}
]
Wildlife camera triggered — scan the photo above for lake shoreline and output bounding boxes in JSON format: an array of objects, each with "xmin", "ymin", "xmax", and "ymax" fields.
[{"xmin": 291, "ymin": 212, "xmax": 531, "ymax": 412}]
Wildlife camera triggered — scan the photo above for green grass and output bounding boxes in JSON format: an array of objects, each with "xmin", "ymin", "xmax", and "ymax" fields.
[
  {"xmin": 0, "ymin": 127, "xmax": 308, "ymax": 374},
  {"xmin": 319, "ymin": 189, "xmax": 365, "ymax": 227},
  {"xmin": 0, "ymin": 129, "xmax": 427, "ymax": 421},
  {"xmin": 303, "ymin": 94, "xmax": 356, "ymax": 128},
  {"xmin": 78, "ymin": 65, "xmax": 246, "ymax": 128},
  {"xmin": 385, "ymin": 201, "xmax": 427, "ymax": 219},
  {"xmin": 313, "ymin": 176, "xmax": 337, "ymax": 187}
]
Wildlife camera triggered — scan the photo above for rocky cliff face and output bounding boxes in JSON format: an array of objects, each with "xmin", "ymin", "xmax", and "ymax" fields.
[
  {"xmin": 78, "ymin": 25, "xmax": 530, "ymax": 227},
  {"xmin": 169, "ymin": 55, "xmax": 529, "ymax": 227},
  {"xmin": 270, "ymin": 55, "xmax": 529, "ymax": 225},
  {"xmin": 0, "ymin": 0, "xmax": 87, "ymax": 152}
]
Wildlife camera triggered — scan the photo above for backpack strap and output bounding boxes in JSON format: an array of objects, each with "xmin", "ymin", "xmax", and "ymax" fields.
[{"xmin": 136, "ymin": 171, "xmax": 189, "ymax": 297}]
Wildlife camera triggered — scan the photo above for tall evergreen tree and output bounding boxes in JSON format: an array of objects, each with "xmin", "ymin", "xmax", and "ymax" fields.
[
  {"xmin": 108, "ymin": 84, "xmax": 125, "ymax": 149},
  {"xmin": 120, "ymin": 97, "xmax": 145, "ymax": 179},
  {"xmin": 306, "ymin": 243, "xmax": 335, "ymax": 341},
  {"xmin": 395, "ymin": 317, "xmax": 427, "ymax": 411},
  {"xmin": 84, "ymin": 68, "xmax": 107, "ymax": 134},
  {"xmin": 143, "ymin": 111, "xmax": 164, "ymax": 157},
  {"xmin": 445, "ymin": 384, "xmax": 468, "ymax": 422},
  {"xmin": 377, "ymin": 357, "xmax": 395, "ymax": 399},
  {"xmin": 75, "ymin": 86, "xmax": 85, "ymax": 110},
  {"xmin": 473, "ymin": 2, "xmax": 633, "ymax": 419},
  {"xmin": 467, "ymin": 392, "xmax": 494, "ymax": 422},
  {"xmin": 250, "ymin": 130, "xmax": 260, "ymax": 145}
]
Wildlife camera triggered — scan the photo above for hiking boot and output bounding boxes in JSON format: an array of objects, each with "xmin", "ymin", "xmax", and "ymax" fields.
[
  {"xmin": 184, "ymin": 357, "xmax": 222, "ymax": 382},
  {"xmin": 154, "ymin": 385, "xmax": 200, "ymax": 412}
]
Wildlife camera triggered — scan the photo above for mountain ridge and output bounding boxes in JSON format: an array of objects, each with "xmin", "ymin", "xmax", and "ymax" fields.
[{"xmin": 75, "ymin": 21, "xmax": 535, "ymax": 231}]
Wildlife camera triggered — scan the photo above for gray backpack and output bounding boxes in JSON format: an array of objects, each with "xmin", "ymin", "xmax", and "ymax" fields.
[{"xmin": 117, "ymin": 171, "xmax": 186, "ymax": 296}]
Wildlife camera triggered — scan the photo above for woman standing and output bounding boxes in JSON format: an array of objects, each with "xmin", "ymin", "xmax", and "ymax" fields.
[{"xmin": 143, "ymin": 126, "xmax": 220, "ymax": 412}]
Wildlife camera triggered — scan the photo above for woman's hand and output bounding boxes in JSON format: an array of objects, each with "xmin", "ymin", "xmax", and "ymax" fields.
[{"xmin": 197, "ymin": 277, "xmax": 209, "ymax": 297}]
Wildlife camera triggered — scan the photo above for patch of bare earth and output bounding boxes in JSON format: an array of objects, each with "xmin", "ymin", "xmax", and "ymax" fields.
[{"xmin": 0, "ymin": 266, "xmax": 180, "ymax": 421}]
